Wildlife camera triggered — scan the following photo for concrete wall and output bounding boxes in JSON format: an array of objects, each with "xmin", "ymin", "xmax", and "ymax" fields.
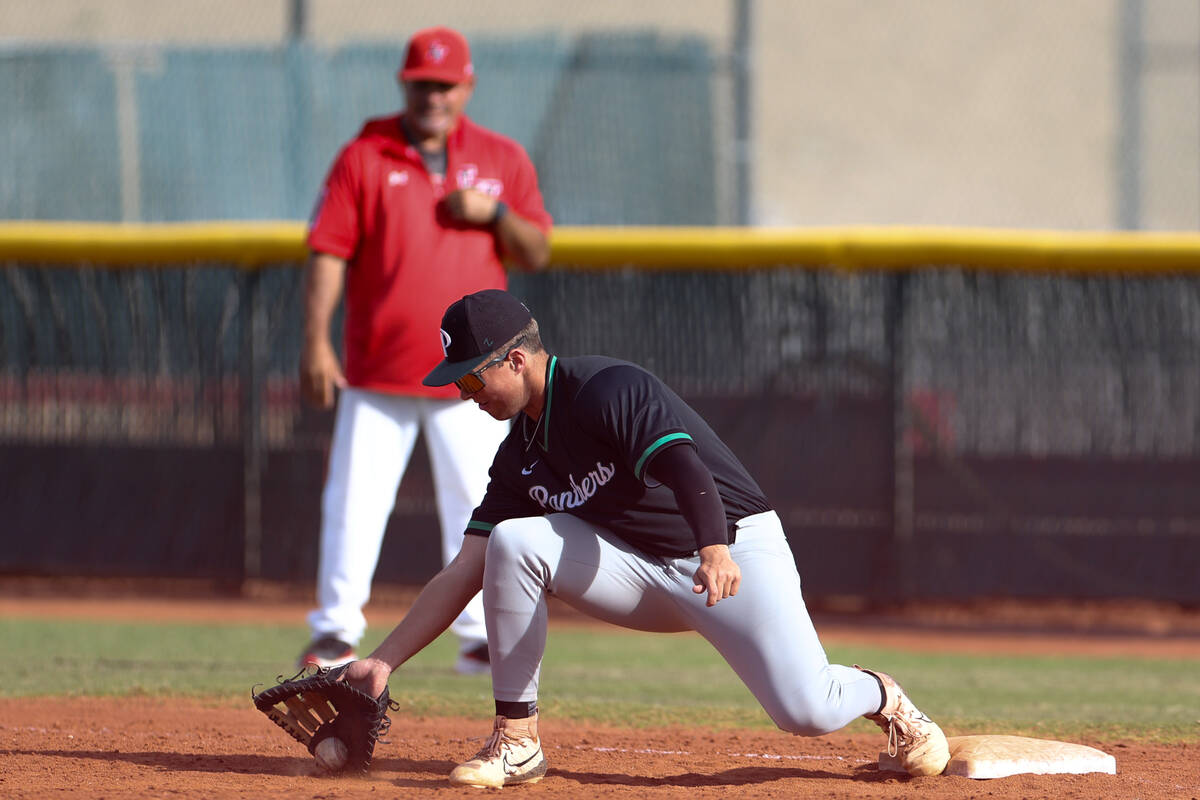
[{"xmin": 5, "ymin": 0, "xmax": 1198, "ymax": 230}]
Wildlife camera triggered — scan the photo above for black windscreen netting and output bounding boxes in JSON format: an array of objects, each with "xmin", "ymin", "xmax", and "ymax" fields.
[{"xmin": 2, "ymin": 262, "xmax": 1198, "ymax": 601}]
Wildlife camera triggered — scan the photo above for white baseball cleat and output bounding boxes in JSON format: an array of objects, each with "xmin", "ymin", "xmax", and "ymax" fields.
[
  {"xmin": 856, "ymin": 666, "xmax": 951, "ymax": 776},
  {"xmin": 448, "ymin": 713, "xmax": 548, "ymax": 787},
  {"xmin": 454, "ymin": 642, "xmax": 492, "ymax": 676},
  {"xmin": 296, "ymin": 636, "xmax": 356, "ymax": 670}
]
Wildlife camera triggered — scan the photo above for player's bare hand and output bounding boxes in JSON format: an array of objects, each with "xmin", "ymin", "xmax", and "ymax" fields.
[
  {"xmin": 300, "ymin": 338, "xmax": 347, "ymax": 409},
  {"xmin": 443, "ymin": 188, "xmax": 500, "ymax": 226},
  {"xmin": 693, "ymin": 544, "xmax": 741, "ymax": 607},
  {"xmin": 341, "ymin": 658, "xmax": 390, "ymax": 699}
]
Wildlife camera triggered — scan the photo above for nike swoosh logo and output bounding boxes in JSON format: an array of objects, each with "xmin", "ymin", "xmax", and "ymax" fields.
[
  {"xmin": 502, "ymin": 747, "xmax": 542, "ymax": 775},
  {"xmin": 521, "ymin": 461, "xmax": 539, "ymax": 476}
]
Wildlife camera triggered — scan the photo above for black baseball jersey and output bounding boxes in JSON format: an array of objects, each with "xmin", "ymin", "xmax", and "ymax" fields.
[{"xmin": 466, "ymin": 355, "xmax": 771, "ymax": 557}]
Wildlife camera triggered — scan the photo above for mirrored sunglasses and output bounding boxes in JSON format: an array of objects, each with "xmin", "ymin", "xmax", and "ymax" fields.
[{"xmin": 453, "ymin": 336, "xmax": 525, "ymax": 394}]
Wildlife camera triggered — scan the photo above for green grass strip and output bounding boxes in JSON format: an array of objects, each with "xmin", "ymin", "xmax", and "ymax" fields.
[{"xmin": 3, "ymin": 618, "xmax": 1196, "ymax": 743}]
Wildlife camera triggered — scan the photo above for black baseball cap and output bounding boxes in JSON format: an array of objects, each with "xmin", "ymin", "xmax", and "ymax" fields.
[{"xmin": 422, "ymin": 289, "xmax": 533, "ymax": 387}]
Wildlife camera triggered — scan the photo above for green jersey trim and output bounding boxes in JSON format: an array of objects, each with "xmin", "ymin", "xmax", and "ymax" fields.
[
  {"xmin": 634, "ymin": 432, "xmax": 694, "ymax": 480},
  {"xmin": 540, "ymin": 356, "xmax": 557, "ymax": 452}
]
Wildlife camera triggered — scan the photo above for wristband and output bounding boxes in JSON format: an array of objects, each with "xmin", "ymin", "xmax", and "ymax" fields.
[{"xmin": 490, "ymin": 200, "xmax": 509, "ymax": 226}]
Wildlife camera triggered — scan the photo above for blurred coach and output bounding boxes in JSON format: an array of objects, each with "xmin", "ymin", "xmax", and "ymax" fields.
[{"xmin": 297, "ymin": 25, "xmax": 553, "ymax": 674}]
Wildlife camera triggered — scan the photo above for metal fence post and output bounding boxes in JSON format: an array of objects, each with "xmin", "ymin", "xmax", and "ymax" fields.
[
  {"xmin": 888, "ymin": 272, "xmax": 915, "ymax": 601},
  {"xmin": 732, "ymin": 0, "xmax": 755, "ymax": 225},
  {"xmin": 240, "ymin": 269, "xmax": 265, "ymax": 584}
]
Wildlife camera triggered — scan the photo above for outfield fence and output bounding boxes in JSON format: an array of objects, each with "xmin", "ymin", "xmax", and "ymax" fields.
[
  {"xmin": 0, "ymin": 33, "xmax": 731, "ymax": 225},
  {"xmin": 2, "ymin": 223, "xmax": 1199, "ymax": 604}
]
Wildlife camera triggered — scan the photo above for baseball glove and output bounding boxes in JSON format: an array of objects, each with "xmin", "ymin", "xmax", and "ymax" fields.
[{"xmin": 252, "ymin": 663, "xmax": 396, "ymax": 774}]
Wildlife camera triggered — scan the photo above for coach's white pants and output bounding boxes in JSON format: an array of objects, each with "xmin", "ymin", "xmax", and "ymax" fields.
[
  {"xmin": 482, "ymin": 511, "xmax": 883, "ymax": 736},
  {"xmin": 308, "ymin": 387, "xmax": 508, "ymax": 649}
]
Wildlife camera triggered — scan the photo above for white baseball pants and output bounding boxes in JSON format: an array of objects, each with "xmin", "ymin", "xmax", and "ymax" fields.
[
  {"xmin": 308, "ymin": 387, "xmax": 509, "ymax": 649},
  {"xmin": 482, "ymin": 510, "xmax": 883, "ymax": 735}
]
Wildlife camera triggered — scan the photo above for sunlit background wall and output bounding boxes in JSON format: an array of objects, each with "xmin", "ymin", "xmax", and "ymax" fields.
[{"xmin": 3, "ymin": 0, "xmax": 1198, "ymax": 229}]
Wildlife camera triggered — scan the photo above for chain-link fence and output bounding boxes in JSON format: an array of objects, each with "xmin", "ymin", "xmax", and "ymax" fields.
[
  {"xmin": 0, "ymin": 32, "xmax": 738, "ymax": 226},
  {"xmin": 3, "ymin": 232, "xmax": 1198, "ymax": 602}
]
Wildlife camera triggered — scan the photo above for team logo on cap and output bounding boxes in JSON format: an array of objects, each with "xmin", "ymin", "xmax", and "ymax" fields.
[
  {"xmin": 427, "ymin": 41, "xmax": 448, "ymax": 63},
  {"xmin": 440, "ymin": 328, "xmax": 451, "ymax": 356}
]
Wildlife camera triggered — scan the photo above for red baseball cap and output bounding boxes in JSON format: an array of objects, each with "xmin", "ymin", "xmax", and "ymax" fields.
[{"xmin": 399, "ymin": 26, "xmax": 474, "ymax": 84}]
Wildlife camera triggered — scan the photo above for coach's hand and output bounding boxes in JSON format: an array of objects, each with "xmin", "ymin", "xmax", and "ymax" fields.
[
  {"xmin": 444, "ymin": 187, "xmax": 502, "ymax": 226},
  {"xmin": 300, "ymin": 338, "xmax": 347, "ymax": 409},
  {"xmin": 693, "ymin": 544, "xmax": 741, "ymax": 607}
]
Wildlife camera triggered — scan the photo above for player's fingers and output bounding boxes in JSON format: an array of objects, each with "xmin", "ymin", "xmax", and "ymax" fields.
[
  {"xmin": 712, "ymin": 573, "xmax": 740, "ymax": 606},
  {"xmin": 709, "ymin": 576, "xmax": 727, "ymax": 606},
  {"xmin": 342, "ymin": 659, "xmax": 370, "ymax": 682}
]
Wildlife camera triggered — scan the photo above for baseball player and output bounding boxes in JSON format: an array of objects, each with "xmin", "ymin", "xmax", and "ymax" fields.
[
  {"xmin": 297, "ymin": 27, "xmax": 553, "ymax": 675},
  {"xmin": 343, "ymin": 289, "xmax": 951, "ymax": 787}
]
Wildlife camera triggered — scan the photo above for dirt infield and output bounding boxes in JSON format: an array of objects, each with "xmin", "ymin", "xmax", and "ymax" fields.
[
  {"xmin": 2, "ymin": 697, "xmax": 1194, "ymax": 799},
  {"xmin": 3, "ymin": 587, "xmax": 1199, "ymax": 798}
]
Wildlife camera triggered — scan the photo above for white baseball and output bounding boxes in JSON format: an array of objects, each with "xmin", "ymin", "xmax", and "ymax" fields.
[{"xmin": 314, "ymin": 736, "xmax": 349, "ymax": 772}]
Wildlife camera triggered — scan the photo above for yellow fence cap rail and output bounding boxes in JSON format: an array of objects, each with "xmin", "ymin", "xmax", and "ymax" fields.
[
  {"xmin": 0, "ymin": 221, "xmax": 308, "ymax": 266},
  {"xmin": 2, "ymin": 222, "xmax": 1200, "ymax": 273},
  {"xmin": 550, "ymin": 226, "xmax": 1200, "ymax": 273}
]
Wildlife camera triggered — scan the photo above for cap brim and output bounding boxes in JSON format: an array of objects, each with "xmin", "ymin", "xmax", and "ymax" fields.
[
  {"xmin": 422, "ymin": 352, "xmax": 490, "ymax": 387},
  {"xmin": 400, "ymin": 67, "xmax": 469, "ymax": 84}
]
